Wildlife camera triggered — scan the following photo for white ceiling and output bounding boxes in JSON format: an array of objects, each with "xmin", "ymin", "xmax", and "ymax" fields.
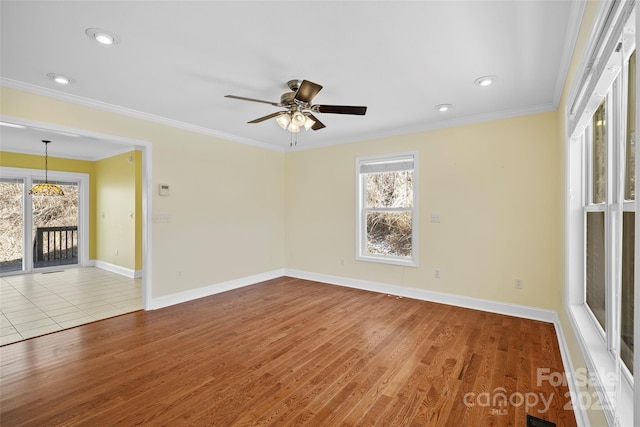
[{"xmin": 0, "ymin": 1, "xmax": 583, "ymax": 158}]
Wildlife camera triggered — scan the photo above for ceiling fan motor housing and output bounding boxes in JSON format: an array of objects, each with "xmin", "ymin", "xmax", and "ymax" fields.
[
  {"xmin": 280, "ymin": 92, "xmax": 296, "ymax": 106},
  {"xmin": 286, "ymin": 79, "xmax": 303, "ymax": 91}
]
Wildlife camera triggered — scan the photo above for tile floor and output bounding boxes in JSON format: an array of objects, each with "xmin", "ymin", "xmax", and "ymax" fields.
[{"xmin": 0, "ymin": 267, "xmax": 142, "ymax": 346}]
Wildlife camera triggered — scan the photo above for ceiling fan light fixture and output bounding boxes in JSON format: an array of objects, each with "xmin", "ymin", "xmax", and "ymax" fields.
[
  {"xmin": 225, "ymin": 79, "xmax": 366, "ymax": 135},
  {"xmin": 291, "ymin": 111, "xmax": 306, "ymax": 127},
  {"xmin": 288, "ymin": 122, "xmax": 301, "ymax": 133},
  {"xmin": 303, "ymin": 116, "xmax": 316, "ymax": 131},
  {"xmin": 276, "ymin": 113, "xmax": 291, "ymax": 129}
]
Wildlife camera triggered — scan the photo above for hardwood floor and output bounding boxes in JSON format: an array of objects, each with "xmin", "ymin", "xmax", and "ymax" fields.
[{"xmin": 0, "ymin": 277, "xmax": 576, "ymax": 426}]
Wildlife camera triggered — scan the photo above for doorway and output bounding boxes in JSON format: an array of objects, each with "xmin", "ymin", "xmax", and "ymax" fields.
[{"xmin": 0, "ymin": 118, "xmax": 152, "ymax": 311}]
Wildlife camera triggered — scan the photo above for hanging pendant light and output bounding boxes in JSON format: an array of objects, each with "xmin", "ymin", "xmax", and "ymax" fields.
[{"xmin": 29, "ymin": 140, "xmax": 64, "ymax": 196}]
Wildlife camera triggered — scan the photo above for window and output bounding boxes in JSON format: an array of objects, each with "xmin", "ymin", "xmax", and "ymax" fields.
[
  {"xmin": 579, "ymin": 62, "xmax": 636, "ymax": 424},
  {"xmin": 566, "ymin": 2, "xmax": 635, "ymax": 423},
  {"xmin": 356, "ymin": 152, "xmax": 417, "ymax": 267},
  {"xmin": 582, "ymin": 49, "xmax": 636, "ymax": 375},
  {"xmin": 620, "ymin": 49, "xmax": 635, "ymax": 376}
]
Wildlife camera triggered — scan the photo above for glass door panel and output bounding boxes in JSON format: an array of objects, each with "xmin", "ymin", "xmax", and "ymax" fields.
[
  {"xmin": 31, "ymin": 180, "xmax": 79, "ymax": 269},
  {"xmin": 0, "ymin": 178, "xmax": 25, "ymax": 273}
]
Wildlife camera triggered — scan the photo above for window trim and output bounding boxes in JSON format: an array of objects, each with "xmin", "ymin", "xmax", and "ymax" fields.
[
  {"xmin": 565, "ymin": 2, "xmax": 636, "ymax": 425},
  {"xmin": 355, "ymin": 151, "xmax": 418, "ymax": 267}
]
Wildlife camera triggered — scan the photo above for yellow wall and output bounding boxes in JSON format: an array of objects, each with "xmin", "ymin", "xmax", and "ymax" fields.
[
  {"xmin": 0, "ymin": 151, "xmax": 97, "ymax": 259},
  {"xmin": 0, "ymin": 86, "xmax": 286, "ymax": 298},
  {"xmin": 95, "ymin": 151, "xmax": 141, "ymax": 271},
  {"xmin": 0, "ymin": 150, "xmax": 143, "ymax": 272},
  {"xmin": 286, "ymin": 111, "xmax": 563, "ymax": 310}
]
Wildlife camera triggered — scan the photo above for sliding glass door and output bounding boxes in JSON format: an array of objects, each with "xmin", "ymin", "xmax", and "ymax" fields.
[
  {"xmin": 0, "ymin": 169, "xmax": 87, "ymax": 275},
  {"xmin": 31, "ymin": 180, "xmax": 79, "ymax": 269}
]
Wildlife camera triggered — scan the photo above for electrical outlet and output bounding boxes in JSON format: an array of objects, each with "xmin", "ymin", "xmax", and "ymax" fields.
[
  {"xmin": 430, "ymin": 213, "xmax": 441, "ymax": 223},
  {"xmin": 515, "ymin": 279, "xmax": 523, "ymax": 289},
  {"xmin": 434, "ymin": 269, "xmax": 441, "ymax": 279}
]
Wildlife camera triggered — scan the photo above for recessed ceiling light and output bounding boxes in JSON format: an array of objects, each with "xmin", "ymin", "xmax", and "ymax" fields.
[
  {"xmin": 474, "ymin": 75, "xmax": 498, "ymax": 87},
  {"xmin": 435, "ymin": 104, "xmax": 452, "ymax": 112},
  {"xmin": 47, "ymin": 73, "xmax": 72, "ymax": 85},
  {"xmin": 85, "ymin": 28, "xmax": 117, "ymax": 45},
  {"xmin": 0, "ymin": 121, "xmax": 26, "ymax": 129}
]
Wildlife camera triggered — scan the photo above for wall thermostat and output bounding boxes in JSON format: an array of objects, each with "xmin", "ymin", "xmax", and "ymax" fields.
[{"xmin": 159, "ymin": 184, "xmax": 170, "ymax": 196}]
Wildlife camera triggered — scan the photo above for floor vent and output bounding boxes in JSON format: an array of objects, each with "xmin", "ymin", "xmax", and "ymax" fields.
[{"xmin": 526, "ymin": 414, "xmax": 556, "ymax": 427}]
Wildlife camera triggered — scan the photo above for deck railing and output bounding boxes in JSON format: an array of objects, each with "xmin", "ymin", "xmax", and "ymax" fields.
[{"xmin": 33, "ymin": 226, "xmax": 78, "ymax": 267}]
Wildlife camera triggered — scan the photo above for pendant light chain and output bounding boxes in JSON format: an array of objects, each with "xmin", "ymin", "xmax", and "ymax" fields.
[{"xmin": 45, "ymin": 141, "xmax": 49, "ymax": 183}]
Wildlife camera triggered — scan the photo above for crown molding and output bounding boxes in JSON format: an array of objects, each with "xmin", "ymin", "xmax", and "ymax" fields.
[
  {"xmin": 552, "ymin": 0, "xmax": 587, "ymax": 109},
  {"xmin": 0, "ymin": 78, "xmax": 285, "ymax": 153},
  {"xmin": 290, "ymin": 102, "xmax": 557, "ymax": 152}
]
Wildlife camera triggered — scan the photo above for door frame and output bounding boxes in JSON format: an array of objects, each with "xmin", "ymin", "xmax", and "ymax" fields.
[{"xmin": 0, "ymin": 167, "xmax": 90, "ymax": 274}]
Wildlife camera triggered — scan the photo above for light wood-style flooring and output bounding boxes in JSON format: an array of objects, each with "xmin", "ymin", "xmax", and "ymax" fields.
[{"xmin": 0, "ymin": 277, "xmax": 576, "ymax": 426}]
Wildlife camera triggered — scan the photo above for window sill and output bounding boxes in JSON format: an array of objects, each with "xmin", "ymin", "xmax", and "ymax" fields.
[
  {"xmin": 356, "ymin": 255, "xmax": 418, "ymax": 268},
  {"xmin": 567, "ymin": 303, "xmax": 633, "ymax": 426}
]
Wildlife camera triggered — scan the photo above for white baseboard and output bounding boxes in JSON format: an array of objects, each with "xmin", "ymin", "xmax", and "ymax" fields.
[
  {"xmin": 285, "ymin": 269, "xmax": 558, "ymax": 323},
  {"xmin": 148, "ymin": 269, "xmax": 285, "ymax": 310},
  {"xmin": 93, "ymin": 260, "xmax": 142, "ymax": 279}
]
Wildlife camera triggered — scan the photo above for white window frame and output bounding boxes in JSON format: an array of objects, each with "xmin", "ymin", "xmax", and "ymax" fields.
[
  {"xmin": 355, "ymin": 151, "xmax": 418, "ymax": 267},
  {"xmin": 565, "ymin": 2, "xmax": 636, "ymax": 425}
]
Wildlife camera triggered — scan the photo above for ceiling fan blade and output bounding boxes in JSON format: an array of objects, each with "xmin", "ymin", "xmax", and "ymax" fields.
[
  {"xmin": 315, "ymin": 105, "xmax": 367, "ymax": 115},
  {"xmin": 225, "ymin": 95, "xmax": 281, "ymax": 107},
  {"xmin": 248, "ymin": 111, "xmax": 287, "ymax": 123},
  {"xmin": 306, "ymin": 113, "xmax": 326, "ymax": 131},
  {"xmin": 294, "ymin": 80, "xmax": 323, "ymax": 104}
]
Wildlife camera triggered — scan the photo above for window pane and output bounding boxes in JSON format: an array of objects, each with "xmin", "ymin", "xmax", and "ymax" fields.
[
  {"xmin": 621, "ymin": 212, "xmax": 634, "ymax": 372},
  {"xmin": 366, "ymin": 170, "xmax": 413, "ymax": 208},
  {"xmin": 32, "ymin": 181, "xmax": 79, "ymax": 268},
  {"xmin": 586, "ymin": 212, "xmax": 606, "ymax": 331},
  {"xmin": 625, "ymin": 50, "xmax": 636, "ymax": 201},
  {"xmin": 366, "ymin": 211, "xmax": 412, "ymax": 257},
  {"xmin": 592, "ymin": 99, "xmax": 607, "ymax": 204},
  {"xmin": 0, "ymin": 179, "xmax": 24, "ymax": 273}
]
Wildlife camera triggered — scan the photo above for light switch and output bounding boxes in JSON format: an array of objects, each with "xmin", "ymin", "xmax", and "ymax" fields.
[{"xmin": 159, "ymin": 184, "xmax": 170, "ymax": 196}]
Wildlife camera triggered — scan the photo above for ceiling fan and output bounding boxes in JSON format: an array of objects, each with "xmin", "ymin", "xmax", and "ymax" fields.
[{"xmin": 225, "ymin": 79, "xmax": 367, "ymax": 132}]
